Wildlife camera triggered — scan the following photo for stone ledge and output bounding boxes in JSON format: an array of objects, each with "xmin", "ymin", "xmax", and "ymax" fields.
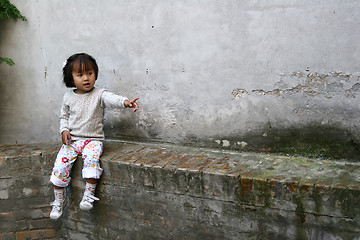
[
  {"xmin": 0, "ymin": 141, "xmax": 359, "ymax": 239},
  {"xmin": 99, "ymin": 141, "xmax": 360, "ymax": 219}
]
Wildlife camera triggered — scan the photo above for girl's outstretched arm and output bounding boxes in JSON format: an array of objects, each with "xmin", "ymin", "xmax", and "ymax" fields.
[{"xmin": 124, "ymin": 98, "xmax": 140, "ymax": 112}]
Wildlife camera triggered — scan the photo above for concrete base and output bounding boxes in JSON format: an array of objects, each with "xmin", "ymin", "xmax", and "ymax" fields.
[{"xmin": 0, "ymin": 141, "xmax": 359, "ymax": 239}]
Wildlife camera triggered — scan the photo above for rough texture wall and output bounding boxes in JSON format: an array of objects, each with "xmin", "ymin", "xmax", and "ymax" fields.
[
  {"xmin": 1, "ymin": 142, "xmax": 359, "ymax": 239},
  {"xmin": 1, "ymin": 1, "xmax": 360, "ymax": 159},
  {"xmin": 0, "ymin": 143, "xmax": 64, "ymax": 239}
]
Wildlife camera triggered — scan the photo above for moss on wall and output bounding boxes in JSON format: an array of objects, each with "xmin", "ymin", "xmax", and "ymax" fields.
[{"xmin": 194, "ymin": 124, "xmax": 360, "ymax": 162}]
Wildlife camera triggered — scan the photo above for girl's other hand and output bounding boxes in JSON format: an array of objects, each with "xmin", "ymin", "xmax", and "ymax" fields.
[
  {"xmin": 125, "ymin": 98, "xmax": 140, "ymax": 112},
  {"xmin": 62, "ymin": 131, "xmax": 72, "ymax": 145}
]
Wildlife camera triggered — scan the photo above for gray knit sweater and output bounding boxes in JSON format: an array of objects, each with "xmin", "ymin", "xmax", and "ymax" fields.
[{"xmin": 59, "ymin": 88, "xmax": 128, "ymax": 140}]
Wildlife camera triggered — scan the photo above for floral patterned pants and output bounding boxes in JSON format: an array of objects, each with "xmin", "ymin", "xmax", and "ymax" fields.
[{"xmin": 50, "ymin": 140, "xmax": 103, "ymax": 187}]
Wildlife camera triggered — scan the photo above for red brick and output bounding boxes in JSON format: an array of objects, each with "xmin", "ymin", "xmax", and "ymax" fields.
[
  {"xmin": 239, "ymin": 177, "xmax": 253, "ymax": 199},
  {"xmin": 0, "ymin": 212, "xmax": 14, "ymax": 220},
  {"xmin": 16, "ymin": 229, "xmax": 55, "ymax": 240}
]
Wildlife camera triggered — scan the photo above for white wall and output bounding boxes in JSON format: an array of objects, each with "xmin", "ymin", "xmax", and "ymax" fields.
[{"xmin": 1, "ymin": 0, "xmax": 360, "ymax": 154}]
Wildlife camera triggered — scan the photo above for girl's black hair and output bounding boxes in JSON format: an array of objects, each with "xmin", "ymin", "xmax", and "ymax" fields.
[{"xmin": 62, "ymin": 53, "xmax": 99, "ymax": 88}]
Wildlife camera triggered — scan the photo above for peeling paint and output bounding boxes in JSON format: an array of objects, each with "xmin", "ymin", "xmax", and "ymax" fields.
[
  {"xmin": 222, "ymin": 140, "xmax": 230, "ymax": 147},
  {"xmin": 215, "ymin": 139, "xmax": 231, "ymax": 147},
  {"xmin": 237, "ymin": 141, "xmax": 248, "ymax": 148},
  {"xmin": 232, "ymin": 71, "xmax": 358, "ymax": 99},
  {"xmin": 231, "ymin": 88, "xmax": 248, "ymax": 99},
  {"xmin": 44, "ymin": 67, "xmax": 47, "ymax": 79}
]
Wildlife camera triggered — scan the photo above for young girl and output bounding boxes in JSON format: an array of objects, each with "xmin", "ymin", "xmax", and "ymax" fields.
[{"xmin": 50, "ymin": 53, "xmax": 139, "ymax": 220}]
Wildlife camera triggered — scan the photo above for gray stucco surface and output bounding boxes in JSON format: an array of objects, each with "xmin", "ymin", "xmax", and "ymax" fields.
[{"xmin": 1, "ymin": 0, "xmax": 360, "ymax": 158}]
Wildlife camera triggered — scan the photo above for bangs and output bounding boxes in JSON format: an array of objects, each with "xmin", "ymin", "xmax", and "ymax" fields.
[{"xmin": 72, "ymin": 57, "xmax": 95, "ymax": 73}]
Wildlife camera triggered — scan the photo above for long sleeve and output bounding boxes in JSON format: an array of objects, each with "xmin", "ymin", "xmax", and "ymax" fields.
[
  {"xmin": 59, "ymin": 92, "xmax": 70, "ymax": 134},
  {"xmin": 58, "ymin": 88, "xmax": 127, "ymax": 141},
  {"xmin": 101, "ymin": 90, "xmax": 128, "ymax": 109}
]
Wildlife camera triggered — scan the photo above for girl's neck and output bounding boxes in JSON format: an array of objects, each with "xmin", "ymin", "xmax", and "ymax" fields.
[{"xmin": 74, "ymin": 87, "xmax": 95, "ymax": 94}]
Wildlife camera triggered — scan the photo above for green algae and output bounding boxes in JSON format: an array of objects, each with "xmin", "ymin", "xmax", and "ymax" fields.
[
  {"xmin": 207, "ymin": 124, "xmax": 360, "ymax": 162},
  {"xmin": 312, "ymin": 187, "xmax": 322, "ymax": 214},
  {"xmin": 294, "ymin": 193, "xmax": 307, "ymax": 240}
]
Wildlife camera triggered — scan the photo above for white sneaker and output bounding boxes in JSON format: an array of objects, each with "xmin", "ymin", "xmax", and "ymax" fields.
[
  {"xmin": 79, "ymin": 191, "xmax": 99, "ymax": 211},
  {"xmin": 50, "ymin": 200, "xmax": 66, "ymax": 220}
]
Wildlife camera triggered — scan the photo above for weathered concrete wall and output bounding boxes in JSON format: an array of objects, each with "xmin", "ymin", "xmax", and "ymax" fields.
[
  {"xmin": 1, "ymin": 1, "xmax": 360, "ymax": 158},
  {"xmin": 0, "ymin": 143, "xmax": 64, "ymax": 239},
  {"xmin": 1, "ymin": 142, "xmax": 359, "ymax": 239}
]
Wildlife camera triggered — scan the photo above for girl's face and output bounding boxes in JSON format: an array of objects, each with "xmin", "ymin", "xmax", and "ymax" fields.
[{"xmin": 72, "ymin": 65, "xmax": 96, "ymax": 94}]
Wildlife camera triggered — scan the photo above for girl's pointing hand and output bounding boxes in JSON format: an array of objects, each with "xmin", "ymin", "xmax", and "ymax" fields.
[{"xmin": 124, "ymin": 97, "xmax": 140, "ymax": 112}]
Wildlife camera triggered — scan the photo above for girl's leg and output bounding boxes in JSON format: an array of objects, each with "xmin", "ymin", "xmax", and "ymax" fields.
[
  {"xmin": 86, "ymin": 178, "xmax": 98, "ymax": 184},
  {"xmin": 50, "ymin": 144, "xmax": 78, "ymax": 220},
  {"xmin": 85, "ymin": 178, "xmax": 98, "ymax": 195},
  {"xmin": 80, "ymin": 140, "xmax": 103, "ymax": 210},
  {"xmin": 50, "ymin": 144, "xmax": 78, "ymax": 187}
]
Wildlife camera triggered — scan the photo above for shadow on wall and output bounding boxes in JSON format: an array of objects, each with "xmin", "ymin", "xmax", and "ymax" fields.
[
  {"xmin": 206, "ymin": 124, "xmax": 360, "ymax": 162},
  {"xmin": 105, "ymin": 112, "xmax": 360, "ymax": 161}
]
